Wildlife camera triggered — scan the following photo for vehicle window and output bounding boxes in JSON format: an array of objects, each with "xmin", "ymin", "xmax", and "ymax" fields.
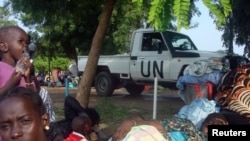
[
  {"xmin": 172, "ymin": 39, "xmax": 191, "ymax": 50},
  {"xmin": 163, "ymin": 31, "xmax": 198, "ymax": 51},
  {"xmin": 141, "ymin": 33, "xmax": 167, "ymax": 51}
]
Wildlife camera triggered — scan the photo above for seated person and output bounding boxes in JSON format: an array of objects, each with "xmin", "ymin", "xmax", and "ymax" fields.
[{"xmin": 142, "ymin": 37, "xmax": 152, "ymax": 51}]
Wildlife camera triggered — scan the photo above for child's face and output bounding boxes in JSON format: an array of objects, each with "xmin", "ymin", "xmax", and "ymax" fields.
[
  {"xmin": 0, "ymin": 97, "xmax": 47, "ymax": 141},
  {"xmin": 5, "ymin": 27, "xmax": 28, "ymax": 61},
  {"xmin": 73, "ymin": 115, "xmax": 92, "ymax": 135},
  {"xmin": 83, "ymin": 118, "xmax": 92, "ymax": 135}
]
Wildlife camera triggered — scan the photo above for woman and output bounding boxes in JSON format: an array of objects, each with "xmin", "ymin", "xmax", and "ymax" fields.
[{"xmin": 0, "ymin": 87, "xmax": 50, "ymax": 141}]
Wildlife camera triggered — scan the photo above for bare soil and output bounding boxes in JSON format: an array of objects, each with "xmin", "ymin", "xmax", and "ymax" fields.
[{"xmin": 46, "ymin": 87, "xmax": 185, "ymax": 137}]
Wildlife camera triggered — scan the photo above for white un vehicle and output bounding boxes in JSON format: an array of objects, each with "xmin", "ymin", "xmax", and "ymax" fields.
[{"xmin": 78, "ymin": 28, "xmax": 225, "ymax": 96}]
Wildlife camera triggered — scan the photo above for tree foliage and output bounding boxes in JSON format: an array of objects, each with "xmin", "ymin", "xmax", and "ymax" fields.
[
  {"xmin": 231, "ymin": 0, "xmax": 250, "ymax": 46},
  {"xmin": 0, "ymin": 2, "xmax": 16, "ymax": 27},
  {"xmin": 7, "ymin": 0, "xmax": 103, "ymax": 63},
  {"xmin": 133, "ymin": 0, "xmax": 232, "ymax": 31},
  {"xmin": 33, "ymin": 56, "xmax": 71, "ymax": 72},
  {"xmin": 6, "ymin": 0, "xmax": 147, "ymax": 59}
]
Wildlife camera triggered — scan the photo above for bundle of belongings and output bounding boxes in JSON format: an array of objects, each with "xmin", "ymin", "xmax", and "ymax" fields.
[
  {"xmin": 176, "ymin": 57, "xmax": 224, "ymax": 104},
  {"xmin": 176, "ymin": 55, "xmax": 249, "ymax": 104}
]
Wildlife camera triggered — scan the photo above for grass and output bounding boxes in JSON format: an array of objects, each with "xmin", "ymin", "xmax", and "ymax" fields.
[
  {"xmin": 95, "ymin": 98, "xmax": 131, "ymax": 125},
  {"xmin": 53, "ymin": 95, "xmax": 179, "ymax": 127},
  {"xmin": 54, "ymin": 106, "xmax": 64, "ymax": 120},
  {"xmin": 54, "ymin": 98, "xmax": 139, "ymax": 126}
]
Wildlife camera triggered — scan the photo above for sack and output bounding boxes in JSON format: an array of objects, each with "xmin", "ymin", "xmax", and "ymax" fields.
[{"xmin": 184, "ymin": 82, "xmax": 213, "ymax": 104}]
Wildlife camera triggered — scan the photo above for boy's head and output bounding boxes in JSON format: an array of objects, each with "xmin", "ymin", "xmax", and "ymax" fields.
[
  {"xmin": 72, "ymin": 113, "xmax": 92, "ymax": 136},
  {"xmin": 0, "ymin": 26, "xmax": 28, "ymax": 63},
  {"xmin": 201, "ymin": 113, "xmax": 228, "ymax": 138}
]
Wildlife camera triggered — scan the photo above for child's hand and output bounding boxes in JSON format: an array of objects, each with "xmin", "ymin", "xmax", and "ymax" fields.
[
  {"xmin": 23, "ymin": 58, "xmax": 32, "ymax": 77},
  {"xmin": 16, "ymin": 56, "xmax": 31, "ymax": 76},
  {"xmin": 7, "ymin": 71, "xmax": 22, "ymax": 87}
]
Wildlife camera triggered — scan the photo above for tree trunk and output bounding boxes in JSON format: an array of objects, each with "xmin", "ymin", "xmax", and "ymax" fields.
[{"xmin": 76, "ymin": 0, "xmax": 115, "ymax": 108}]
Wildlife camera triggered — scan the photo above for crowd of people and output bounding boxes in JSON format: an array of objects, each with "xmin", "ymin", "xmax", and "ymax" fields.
[
  {"xmin": 1, "ymin": 25, "xmax": 250, "ymax": 141},
  {"xmin": 36, "ymin": 68, "xmax": 79, "ymax": 88}
]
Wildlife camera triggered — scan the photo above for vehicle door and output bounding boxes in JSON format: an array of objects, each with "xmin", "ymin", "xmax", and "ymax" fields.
[{"xmin": 130, "ymin": 32, "xmax": 172, "ymax": 82}]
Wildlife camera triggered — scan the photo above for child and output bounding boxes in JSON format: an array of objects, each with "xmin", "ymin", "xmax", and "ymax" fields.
[
  {"xmin": 0, "ymin": 26, "xmax": 55, "ymax": 122},
  {"xmin": 0, "ymin": 87, "xmax": 50, "ymax": 141},
  {"xmin": 63, "ymin": 113, "xmax": 92, "ymax": 141},
  {"xmin": 0, "ymin": 26, "xmax": 32, "ymax": 95}
]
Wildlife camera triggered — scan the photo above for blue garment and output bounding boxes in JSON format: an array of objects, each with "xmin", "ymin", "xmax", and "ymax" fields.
[
  {"xmin": 175, "ymin": 98, "xmax": 220, "ymax": 129},
  {"xmin": 168, "ymin": 132, "xmax": 186, "ymax": 141},
  {"xmin": 176, "ymin": 70, "xmax": 222, "ymax": 90}
]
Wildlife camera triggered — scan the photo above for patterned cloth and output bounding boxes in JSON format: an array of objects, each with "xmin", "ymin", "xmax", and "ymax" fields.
[
  {"xmin": 63, "ymin": 131, "xmax": 88, "ymax": 141},
  {"xmin": 216, "ymin": 64, "xmax": 250, "ymax": 121},
  {"xmin": 161, "ymin": 117, "xmax": 206, "ymax": 141}
]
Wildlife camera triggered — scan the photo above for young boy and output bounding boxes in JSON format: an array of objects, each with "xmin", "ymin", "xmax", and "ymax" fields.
[
  {"xmin": 63, "ymin": 113, "xmax": 92, "ymax": 141},
  {"xmin": 0, "ymin": 25, "xmax": 55, "ymax": 122},
  {"xmin": 0, "ymin": 26, "xmax": 32, "ymax": 95}
]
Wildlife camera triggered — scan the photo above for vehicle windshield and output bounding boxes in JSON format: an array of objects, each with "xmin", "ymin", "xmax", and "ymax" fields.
[{"xmin": 163, "ymin": 31, "xmax": 198, "ymax": 51}]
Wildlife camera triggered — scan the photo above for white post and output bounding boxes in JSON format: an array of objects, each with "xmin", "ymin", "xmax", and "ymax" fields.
[{"xmin": 153, "ymin": 77, "xmax": 158, "ymax": 119}]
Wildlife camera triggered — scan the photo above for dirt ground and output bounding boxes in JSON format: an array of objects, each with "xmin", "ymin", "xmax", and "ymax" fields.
[{"xmin": 46, "ymin": 87, "xmax": 185, "ymax": 137}]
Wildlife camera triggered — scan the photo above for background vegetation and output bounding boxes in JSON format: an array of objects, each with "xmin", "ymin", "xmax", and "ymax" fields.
[
  {"xmin": 1, "ymin": 0, "xmax": 250, "ymax": 106},
  {"xmin": 33, "ymin": 56, "xmax": 72, "ymax": 72},
  {"xmin": 2, "ymin": 0, "xmax": 246, "ymax": 62}
]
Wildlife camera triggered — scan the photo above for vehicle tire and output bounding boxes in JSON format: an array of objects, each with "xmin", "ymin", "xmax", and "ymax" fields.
[
  {"xmin": 124, "ymin": 83, "xmax": 144, "ymax": 95},
  {"xmin": 95, "ymin": 72, "xmax": 115, "ymax": 97}
]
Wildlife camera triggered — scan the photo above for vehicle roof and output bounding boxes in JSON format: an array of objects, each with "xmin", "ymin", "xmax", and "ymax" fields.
[{"xmin": 134, "ymin": 28, "xmax": 186, "ymax": 36}]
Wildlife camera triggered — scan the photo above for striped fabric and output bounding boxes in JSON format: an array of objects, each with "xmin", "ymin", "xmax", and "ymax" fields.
[
  {"xmin": 39, "ymin": 87, "xmax": 56, "ymax": 122},
  {"xmin": 226, "ymin": 100, "xmax": 250, "ymax": 120},
  {"xmin": 216, "ymin": 64, "xmax": 250, "ymax": 121}
]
